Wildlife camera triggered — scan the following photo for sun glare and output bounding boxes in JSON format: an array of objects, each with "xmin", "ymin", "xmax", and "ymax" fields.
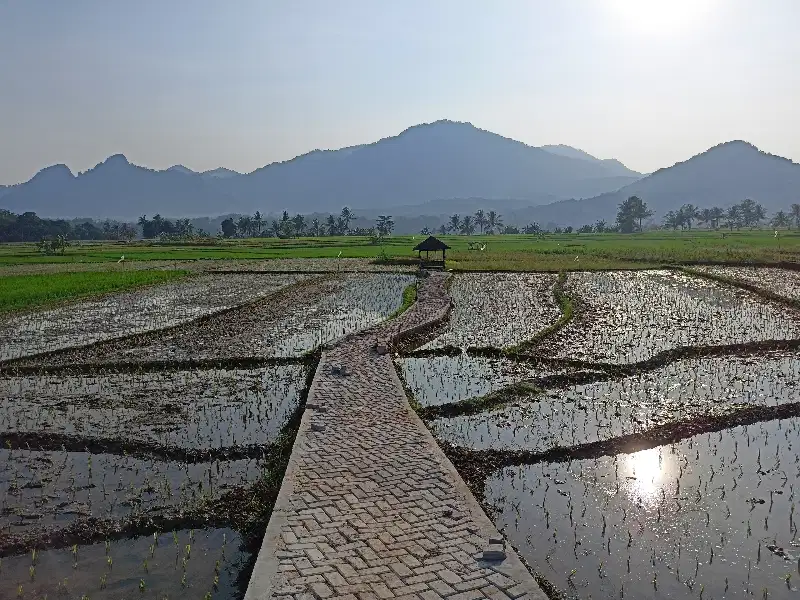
[
  {"xmin": 624, "ymin": 447, "xmax": 666, "ymax": 504},
  {"xmin": 608, "ymin": 0, "xmax": 716, "ymax": 35}
]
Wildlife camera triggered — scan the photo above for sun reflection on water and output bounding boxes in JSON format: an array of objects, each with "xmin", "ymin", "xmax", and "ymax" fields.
[{"xmin": 623, "ymin": 447, "xmax": 668, "ymax": 505}]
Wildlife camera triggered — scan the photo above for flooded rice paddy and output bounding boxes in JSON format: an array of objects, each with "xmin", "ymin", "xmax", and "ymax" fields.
[
  {"xmin": 430, "ymin": 353, "xmax": 800, "ymax": 451},
  {"xmin": 397, "ymin": 354, "xmax": 555, "ymax": 407},
  {"xmin": 0, "ymin": 271, "xmax": 414, "ymax": 598},
  {"xmin": 15, "ymin": 273, "xmax": 415, "ymax": 366},
  {"xmin": 692, "ymin": 266, "xmax": 800, "ymax": 301},
  {"xmin": 5, "ymin": 265, "xmax": 800, "ymax": 599},
  {"xmin": 0, "ymin": 365, "xmax": 306, "ymax": 449},
  {"xmin": 539, "ymin": 270, "xmax": 800, "ymax": 364},
  {"xmin": 489, "ymin": 418, "xmax": 800, "ymax": 599},
  {"xmin": 407, "ymin": 268, "xmax": 800, "ymax": 599},
  {"xmin": 0, "ymin": 273, "xmax": 305, "ymax": 361},
  {"xmin": 3, "ymin": 527, "xmax": 247, "ymax": 600},
  {"xmin": 421, "ymin": 273, "xmax": 560, "ymax": 349}
]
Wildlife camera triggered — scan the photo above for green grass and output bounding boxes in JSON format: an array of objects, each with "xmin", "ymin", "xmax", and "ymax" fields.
[
  {"xmin": 0, "ymin": 230, "xmax": 798, "ymax": 270},
  {"xmin": 0, "ymin": 270, "xmax": 189, "ymax": 314},
  {"xmin": 388, "ymin": 282, "xmax": 418, "ymax": 320}
]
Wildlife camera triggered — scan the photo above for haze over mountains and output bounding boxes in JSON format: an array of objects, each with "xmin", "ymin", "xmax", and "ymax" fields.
[{"xmin": 2, "ymin": 120, "xmax": 799, "ymax": 228}]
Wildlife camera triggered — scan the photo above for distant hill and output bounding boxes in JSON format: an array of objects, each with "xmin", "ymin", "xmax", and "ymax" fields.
[
  {"xmin": 0, "ymin": 120, "xmax": 640, "ymax": 219},
  {"xmin": 539, "ymin": 145, "xmax": 641, "ymax": 178},
  {"xmin": 165, "ymin": 165, "xmax": 196, "ymax": 175},
  {"xmin": 201, "ymin": 167, "xmax": 240, "ymax": 179},
  {"xmin": 517, "ymin": 141, "xmax": 800, "ymax": 227},
  {"xmin": 0, "ymin": 155, "xmax": 236, "ymax": 219}
]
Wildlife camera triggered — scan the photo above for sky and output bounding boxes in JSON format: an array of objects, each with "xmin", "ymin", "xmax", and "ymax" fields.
[{"xmin": 1, "ymin": 0, "xmax": 799, "ymax": 183}]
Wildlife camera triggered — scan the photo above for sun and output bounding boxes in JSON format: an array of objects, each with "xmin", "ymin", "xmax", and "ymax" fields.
[{"xmin": 608, "ymin": 0, "xmax": 716, "ymax": 35}]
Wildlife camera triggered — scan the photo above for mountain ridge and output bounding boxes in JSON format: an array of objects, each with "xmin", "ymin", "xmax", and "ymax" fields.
[{"xmin": 0, "ymin": 120, "xmax": 641, "ymax": 219}]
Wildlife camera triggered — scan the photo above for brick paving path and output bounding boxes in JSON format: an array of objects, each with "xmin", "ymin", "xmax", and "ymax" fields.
[{"xmin": 246, "ymin": 273, "xmax": 546, "ymax": 600}]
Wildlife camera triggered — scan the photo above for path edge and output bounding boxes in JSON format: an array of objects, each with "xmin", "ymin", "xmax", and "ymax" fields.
[
  {"xmin": 244, "ymin": 351, "xmax": 327, "ymax": 599},
  {"xmin": 385, "ymin": 355, "xmax": 549, "ymax": 599}
]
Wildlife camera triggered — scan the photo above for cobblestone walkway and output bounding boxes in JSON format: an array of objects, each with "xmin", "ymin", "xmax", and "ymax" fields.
[{"xmin": 246, "ymin": 273, "xmax": 546, "ymax": 600}]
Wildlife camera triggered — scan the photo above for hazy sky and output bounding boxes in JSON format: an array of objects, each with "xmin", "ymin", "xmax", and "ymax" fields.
[{"xmin": 1, "ymin": 0, "xmax": 799, "ymax": 183}]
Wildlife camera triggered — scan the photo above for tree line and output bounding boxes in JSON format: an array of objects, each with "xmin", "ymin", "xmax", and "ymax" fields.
[
  {"xmin": 420, "ymin": 210, "xmax": 505, "ymax": 236},
  {"xmin": 218, "ymin": 207, "xmax": 396, "ymax": 239},
  {"xmin": 612, "ymin": 196, "xmax": 800, "ymax": 233},
  {"xmin": 0, "ymin": 209, "xmax": 142, "ymax": 243}
]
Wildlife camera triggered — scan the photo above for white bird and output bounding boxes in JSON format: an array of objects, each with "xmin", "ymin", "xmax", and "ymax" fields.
[
  {"xmin": 479, "ymin": 244, "xmax": 486, "ymax": 251},
  {"xmin": 337, "ymin": 251, "xmax": 342, "ymax": 258},
  {"xmin": 117, "ymin": 255, "xmax": 125, "ymax": 263}
]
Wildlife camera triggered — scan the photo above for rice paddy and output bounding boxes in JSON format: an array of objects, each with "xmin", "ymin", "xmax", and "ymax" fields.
[
  {"xmin": 5, "ymin": 260, "xmax": 800, "ymax": 599},
  {"xmin": 0, "ymin": 270, "xmax": 415, "ymax": 598},
  {"xmin": 401, "ymin": 268, "xmax": 800, "ymax": 599}
]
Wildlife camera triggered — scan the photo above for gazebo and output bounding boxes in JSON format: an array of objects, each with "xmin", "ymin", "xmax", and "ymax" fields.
[{"xmin": 413, "ymin": 236, "xmax": 450, "ymax": 270}]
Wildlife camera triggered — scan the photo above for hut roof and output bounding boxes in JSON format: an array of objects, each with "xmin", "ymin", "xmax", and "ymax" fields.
[{"xmin": 413, "ymin": 236, "xmax": 451, "ymax": 251}]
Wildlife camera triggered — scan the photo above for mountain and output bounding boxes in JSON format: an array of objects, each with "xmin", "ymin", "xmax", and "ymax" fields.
[
  {"xmin": 201, "ymin": 167, "xmax": 240, "ymax": 179},
  {"xmin": 0, "ymin": 120, "xmax": 640, "ymax": 219},
  {"xmin": 1, "ymin": 155, "xmax": 235, "ymax": 219},
  {"xmin": 540, "ymin": 145, "xmax": 642, "ymax": 179},
  {"xmin": 166, "ymin": 165, "xmax": 196, "ymax": 175},
  {"xmin": 517, "ymin": 141, "xmax": 800, "ymax": 227}
]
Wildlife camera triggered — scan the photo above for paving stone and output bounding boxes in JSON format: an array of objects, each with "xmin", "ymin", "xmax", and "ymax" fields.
[{"xmin": 244, "ymin": 274, "xmax": 544, "ymax": 600}]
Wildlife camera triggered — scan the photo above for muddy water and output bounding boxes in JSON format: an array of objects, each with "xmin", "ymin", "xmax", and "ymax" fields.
[
  {"xmin": 543, "ymin": 270, "xmax": 800, "ymax": 364},
  {"xmin": 693, "ymin": 266, "xmax": 800, "ymax": 301},
  {"xmin": 77, "ymin": 273, "xmax": 417, "ymax": 362},
  {"xmin": 2, "ymin": 527, "xmax": 248, "ymax": 599},
  {"xmin": 397, "ymin": 354, "xmax": 561, "ymax": 407},
  {"xmin": 421, "ymin": 273, "xmax": 560, "ymax": 350},
  {"xmin": 488, "ymin": 417, "xmax": 800, "ymax": 599},
  {"xmin": 432, "ymin": 353, "xmax": 800, "ymax": 451},
  {"xmin": 0, "ymin": 274, "xmax": 305, "ymax": 361},
  {"xmin": 0, "ymin": 448, "xmax": 263, "ymax": 535},
  {"xmin": 264, "ymin": 273, "xmax": 416, "ymax": 357},
  {"xmin": 0, "ymin": 365, "xmax": 307, "ymax": 449}
]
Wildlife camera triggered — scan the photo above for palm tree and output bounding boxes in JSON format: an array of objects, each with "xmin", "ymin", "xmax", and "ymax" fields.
[
  {"xmin": 438, "ymin": 224, "xmax": 447, "ymax": 236},
  {"xmin": 326, "ymin": 215, "xmax": 337, "ymax": 236},
  {"xmin": 292, "ymin": 214, "xmax": 306, "ymax": 237},
  {"xmin": 486, "ymin": 210, "xmax": 503, "ymax": 234},
  {"xmin": 448, "ymin": 214, "xmax": 461, "ymax": 233},
  {"xmin": 460, "ymin": 215, "xmax": 475, "ymax": 235},
  {"xmin": 474, "ymin": 210, "xmax": 487, "ymax": 234},
  {"xmin": 270, "ymin": 220, "xmax": 281, "ymax": 237},
  {"xmin": 376, "ymin": 215, "xmax": 394, "ymax": 236},
  {"xmin": 340, "ymin": 207, "xmax": 353, "ymax": 233},
  {"xmin": 678, "ymin": 204, "xmax": 698, "ymax": 230},
  {"xmin": 772, "ymin": 210, "xmax": 790, "ymax": 229},
  {"xmin": 309, "ymin": 218, "xmax": 322, "ymax": 237},
  {"xmin": 663, "ymin": 211, "xmax": 680, "ymax": 230},
  {"xmin": 237, "ymin": 215, "xmax": 252, "ymax": 238},
  {"xmin": 594, "ymin": 219, "xmax": 607, "ymax": 233},
  {"xmin": 252, "ymin": 211, "xmax": 263, "ymax": 236},
  {"xmin": 725, "ymin": 206, "xmax": 742, "ymax": 230},
  {"xmin": 790, "ymin": 204, "xmax": 800, "ymax": 229}
]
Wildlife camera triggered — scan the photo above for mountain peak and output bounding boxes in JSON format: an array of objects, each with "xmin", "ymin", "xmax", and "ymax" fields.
[
  {"xmin": 105, "ymin": 154, "xmax": 130, "ymax": 165},
  {"xmin": 31, "ymin": 163, "xmax": 74, "ymax": 181},
  {"xmin": 167, "ymin": 165, "xmax": 196, "ymax": 175}
]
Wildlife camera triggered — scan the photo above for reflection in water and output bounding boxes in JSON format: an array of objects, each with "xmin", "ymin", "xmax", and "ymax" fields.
[
  {"xmin": 623, "ymin": 447, "xmax": 670, "ymax": 507},
  {"xmin": 431, "ymin": 353, "xmax": 800, "ymax": 451},
  {"xmin": 487, "ymin": 417, "xmax": 800, "ymax": 599}
]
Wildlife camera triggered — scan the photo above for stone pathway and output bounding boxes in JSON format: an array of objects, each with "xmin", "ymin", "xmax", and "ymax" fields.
[{"xmin": 246, "ymin": 273, "xmax": 546, "ymax": 600}]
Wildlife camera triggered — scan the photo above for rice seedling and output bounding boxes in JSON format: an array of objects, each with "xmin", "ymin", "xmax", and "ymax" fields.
[
  {"xmin": 420, "ymin": 273, "xmax": 561, "ymax": 349},
  {"xmin": 0, "ymin": 273, "xmax": 305, "ymax": 361},
  {"xmin": 538, "ymin": 270, "xmax": 800, "ymax": 364}
]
